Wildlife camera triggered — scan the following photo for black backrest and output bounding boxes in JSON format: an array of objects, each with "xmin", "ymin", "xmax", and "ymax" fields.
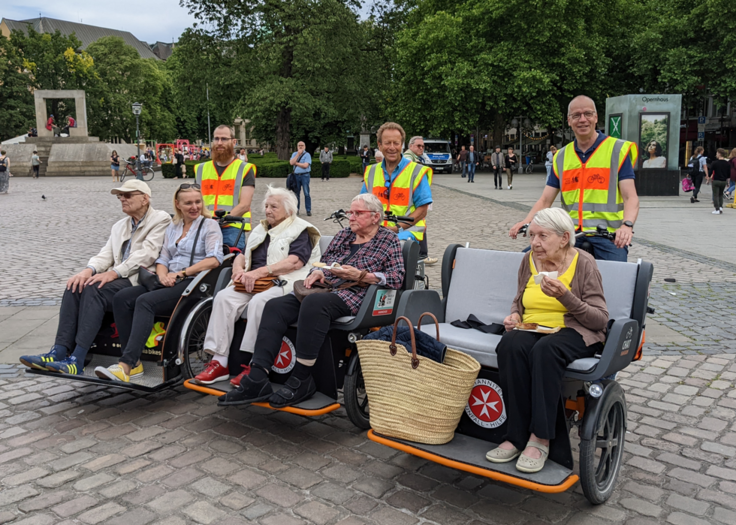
[{"xmin": 401, "ymin": 239, "xmax": 420, "ymax": 291}]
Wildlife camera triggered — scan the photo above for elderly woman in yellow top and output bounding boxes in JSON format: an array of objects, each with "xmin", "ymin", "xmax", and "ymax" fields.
[
  {"xmin": 193, "ymin": 186, "xmax": 321, "ymax": 386},
  {"xmin": 487, "ymin": 208, "xmax": 608, "ymax": 474}
]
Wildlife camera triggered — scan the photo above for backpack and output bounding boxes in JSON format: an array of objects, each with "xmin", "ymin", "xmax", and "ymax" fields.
[
  {"xmin": 691, "ymin": 155, "xmax": 701, "ymax": 177},
  {"xmin": 682, "ymin": 177, "xmax": 694, "ymax": 193}
]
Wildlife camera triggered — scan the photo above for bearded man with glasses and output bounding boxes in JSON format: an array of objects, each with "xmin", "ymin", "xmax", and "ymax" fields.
[
  {"xmin": 19, "ymin": 180, "xmax": 171, "ymax": 374},
  {"xmin": 509, "ymin": 95, "xmax": 640, "ymax": 262},
  {"xmin": 195, "ymin": 124, "xmax": 257, "ymax": 251}
]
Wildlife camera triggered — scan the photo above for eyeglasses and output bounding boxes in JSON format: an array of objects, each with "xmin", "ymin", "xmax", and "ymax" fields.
[
  {"xmin": 346, "ymin": 210, "xmax": 374, "ymax": 218},
  {"xmin": 415, "ymin": 144, "xmax": 425, "ymax": 149},
  {"xmin": 117, "ymin": 192, "xmax": 143, "ymax": 200},
  {"xmin": 568, "ymin": 111, "xmax": 596, "ymax": 121},
  {"xmin": 212, "ymin": 137, "xmax": 232, "ymax": 143},
  {"xmin": 179, "ymin": 183, "xmax": 201, "ymax": 190}
]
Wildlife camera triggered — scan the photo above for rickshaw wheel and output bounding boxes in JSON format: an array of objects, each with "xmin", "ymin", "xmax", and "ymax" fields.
[
  {"xmin": 579, "ymin": 393, "xmax": 626, "ymax": 505},
  {"xmin": 344, "ymin": 353, "xmax": 370, "ymax": 430},
  {"xmin": 183, "ymin": 300, "xmax": 212, "ymax": 379}
]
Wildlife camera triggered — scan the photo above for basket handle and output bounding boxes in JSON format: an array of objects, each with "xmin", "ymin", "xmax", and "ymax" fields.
[
  {"xmin": 417, "ymin": 312, "xmax": 440, "ymax": 340},
  {"xmin": 389, "ymin": 316, "xmax": 419, "ymax": 369}
]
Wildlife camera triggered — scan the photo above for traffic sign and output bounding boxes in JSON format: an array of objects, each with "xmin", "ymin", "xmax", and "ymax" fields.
[
  {"xmin": 698, "ymin": 131, "xmax": 705, "ymax": 139},
  {"xmin": 697, "ymin": 116, "xmax": 706, "ymax": 124}
]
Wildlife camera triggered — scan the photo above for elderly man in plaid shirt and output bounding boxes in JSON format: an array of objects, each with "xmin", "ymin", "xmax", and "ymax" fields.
[{"xmin": 219, "ymin": 193, "xmax": 405, "ymax": 408}]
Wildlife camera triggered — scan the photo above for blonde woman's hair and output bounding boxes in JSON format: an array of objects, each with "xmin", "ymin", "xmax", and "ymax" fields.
[
  {"xmin": 729, "ymin": 148, "xmax": 736, "ymax": 159},
  {"xmin": 532, "ymin": 208, "xmax": 576, "ymax": 248},
  {"xmin": 172, "ymin": 186, "xmax": 211, "ymax": 224}
]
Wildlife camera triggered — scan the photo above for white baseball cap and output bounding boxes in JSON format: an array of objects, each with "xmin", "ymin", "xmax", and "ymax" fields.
[{"xmin": 110, "ymin": 179, "xmax": 152, "ymax": 197}]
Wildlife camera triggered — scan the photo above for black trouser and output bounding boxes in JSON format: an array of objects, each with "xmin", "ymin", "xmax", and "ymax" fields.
[
  {"xmin": 692, "ymin": 172, "xmax": 704, "ymax": 199},
  {"xmin": 322, "ymin": 163, "xmax": 330, "ymax": 180},
  {"xmin": 712, "ymin": 180, "xmax": 726, "ymax": 209},
  {"xmin": 113, "ymin": 281, "xmax": 190, "ymax": 367},
  {"xmin": 496, "ymin": 328, "xmax": 601, "ymax": 451},
  {"xmin": 251, "ymin": 293, "xmax": 351, "ymax": 371},
  {"xmin": 32, "ymin": 165, "xmax": 39, "ymax": 178},
  {"xmin": 419, "ymin": 234, "xmax": 428, "ymax": 258},
  {"xmin": 55, "ymin": 278, "xmax": 132, "ymax": 353},
  {"xmin": 493, "ymin": 166, "xmax": 503, "ymax": 187}
]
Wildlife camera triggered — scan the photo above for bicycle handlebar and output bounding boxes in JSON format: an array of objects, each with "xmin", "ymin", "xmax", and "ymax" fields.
[
  {"xmin": 517, "ymin": 224, "xmax": 621, "ymax": 242},
  {"xmin": 222, "ymin": 215, "xmax": 245, "ymax": 223}
]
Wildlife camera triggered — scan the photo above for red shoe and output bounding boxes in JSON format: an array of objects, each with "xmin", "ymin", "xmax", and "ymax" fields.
[
  {"xmin": 194, "ymin": 361, "xmax": 229, "ymax": 385},
  {"xmin": 230, "ymin": 365, "xmax": 251, "ymax": 387}
]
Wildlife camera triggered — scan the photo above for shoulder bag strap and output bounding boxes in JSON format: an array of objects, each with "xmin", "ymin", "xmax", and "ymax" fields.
[{"xmin": 189, "ymin": 218, "xmax": 206, "ymax": 267}]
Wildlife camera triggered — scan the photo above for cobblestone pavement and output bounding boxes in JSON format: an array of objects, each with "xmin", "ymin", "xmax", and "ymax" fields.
[{"xmin": 1, "ymin": 174, "xmax": 736, "ymax": 524}]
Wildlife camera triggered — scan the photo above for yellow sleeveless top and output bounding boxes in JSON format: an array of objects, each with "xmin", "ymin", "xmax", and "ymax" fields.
[{"xmin": 522, "ymin": 251, "xmax": 579, "ymax": 328}]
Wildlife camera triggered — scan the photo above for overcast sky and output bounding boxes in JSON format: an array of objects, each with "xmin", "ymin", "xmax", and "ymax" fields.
[{"xmin": 4, "ymin": 0, "xmax": 198, "ymax": 44}]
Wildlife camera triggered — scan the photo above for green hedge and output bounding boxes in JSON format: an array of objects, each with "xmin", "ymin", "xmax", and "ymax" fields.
[{"xmin": 253, "ymin": 161, "xmax": 291, "ymax": 178}]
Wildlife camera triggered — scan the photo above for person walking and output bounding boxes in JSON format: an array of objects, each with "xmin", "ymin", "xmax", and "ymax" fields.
[
  {"xmin": 403, "ymin": 136, "xmax": 437, "ymax": 265},
  {"xmin": 708, "ymin": 148, "xmax": 730, "ymax": 214},
  {"xmin": 319, "ymin": 146, "xmax": 333, "ymax": 181},
  {"xmin": 509, "ymin": 95, "xmax": 640, "ymax": 262},
  {"xmin": 0, "ymin": 151, "xmax": 10, "ymax": 194},
  {"xmin": 290, "ymin": 141, "xmax": 312, "ymax": 216},
  {"xmin": 491, "ymin": 145, "xmax": 505, "ymax": 189},
  {"xmin": 467, "ymin": 145, "xmax": 479, "ymax": 183},
  {"xmin": 457, "ymin": 145, "xmax": 468, "ymax": 178},
  {"xmin": 689, "ymin": 146, "xmax": 708, "ymax": 203},
  {"xmin": 505, "ymin": 147, "xmax": 518, "ymax": 189},
  {"xmin": 110, "ymin": 150, "xmax": 120, "ymax": 182},
  {"xmin": 545, "ymin": 146, "xmax": 557, "ymax": 180},
  {"xmin": 31, "ymin": 150, "xmax": 41, "ymax": 179},
  {"xmin": 194, "ymin": 124, "xmax": 257, "ymax": 251},
  {"xmin": 724, "ymin": 148, "xmax": 736, "ymax": 200},
  {"xmin": 360, "ymin": 145, "xmax": 371, "ymax": 174}
]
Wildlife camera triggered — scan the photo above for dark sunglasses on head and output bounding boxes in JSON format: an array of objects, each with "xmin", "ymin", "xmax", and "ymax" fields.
[{"xmin": 179, "ymin": 183, "xmax": 201, "ymax": 190}]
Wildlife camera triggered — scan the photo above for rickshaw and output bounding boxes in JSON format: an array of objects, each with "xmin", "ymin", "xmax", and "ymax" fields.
[{"xmin": 367, "ymin": 242, "xmax": 654, "ymax": 504}]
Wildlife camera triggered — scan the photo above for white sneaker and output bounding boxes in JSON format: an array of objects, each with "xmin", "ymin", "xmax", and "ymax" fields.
[{"xmin": 712, "ymin": 210, "xmax": 722, "ymax": 214}]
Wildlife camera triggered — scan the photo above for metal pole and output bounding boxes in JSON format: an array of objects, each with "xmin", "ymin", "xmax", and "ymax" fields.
[
  {"xmin": 135, "ymin": 114, "xmax": 141, "ymax": 180},
  {"xmin": 519, "ymin": 120, "xmax": 523, "ymax": 174},
  {"xmin": 206, "ymin": 83, "xmax": 211, "ymax": 148}
]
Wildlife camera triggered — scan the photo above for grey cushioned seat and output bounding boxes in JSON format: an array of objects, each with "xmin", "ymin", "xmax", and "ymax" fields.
[
  {"xmin": 333, "ymin": 316, "xmax": 356, "ymax": 324},
  {"xmin": 418, "ymin": 323, "xmax": 502, "ymax": 368}
]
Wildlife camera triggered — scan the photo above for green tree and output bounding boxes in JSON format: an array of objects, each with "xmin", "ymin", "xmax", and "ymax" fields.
[
  {"xmin": 85, "ymin": 37, "xmax": 176, "ymax": 142},
  {"xmin": 0, "ymin": 35, "xmax": 34, "ymax": 140},
  {"xmin": 181, "ymin": 0, "xmax": 369, "ymax": 158}
]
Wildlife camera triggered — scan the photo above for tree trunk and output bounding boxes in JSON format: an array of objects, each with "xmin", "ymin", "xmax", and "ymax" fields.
[
  {"xmin": 276, "ymin": 106, "xmax": 291, "ymax": 160},
  {"xmin": 491, "ymin": 109, "xmax": 505, "ymax": 149}
]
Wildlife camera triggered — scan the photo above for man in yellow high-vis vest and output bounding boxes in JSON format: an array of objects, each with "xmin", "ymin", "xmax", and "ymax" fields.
[
  {"xmin": 360, "ymin": 122, "xmax": 433, "ymax": 245},
  {"xmin": 509, "ymin": 96, "xmax": 640, "ymax": 262},
  {"xmin": 195, "ymin": 124, "xmax": 256, "ymax": 251}
]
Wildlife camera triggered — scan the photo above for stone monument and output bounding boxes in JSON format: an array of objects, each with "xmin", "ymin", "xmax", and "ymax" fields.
[{"xmin": 35, "ymin": 89, "xmax": 89, "ymax": 137}]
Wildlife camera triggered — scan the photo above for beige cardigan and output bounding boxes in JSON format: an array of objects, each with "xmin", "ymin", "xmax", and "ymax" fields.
[
  {"xmin": 510, "ymin": 248, "xmax": 609, "ymax": 346},
  {"xmin": 87, "ymin": 206, "xmax": 171, "ymax": 285}
]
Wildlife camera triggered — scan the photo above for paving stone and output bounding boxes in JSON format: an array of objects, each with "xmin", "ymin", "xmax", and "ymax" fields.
[
  {"xmin": 146, "ymin": 490, "xmax": 194, "ymax": 513},
  {"xmin": 666, "ymin": 512, "xmax": 712, "ymax": 525},
  {"xmin": 72, "ymin": 472, "xmax": 115, "ymax": 491},
  {"xmin": 256, "ymin": 483, "xmax": 304, "ymax": 507},
  {"xmin": 665, "ymin": 493, "xmax": 710, "ymax": 515},
  {"xmin": 182, "ymin": 501, "xmax": 226, "ymax": 524},
  {"xmin": 3, "ymin": 466, "xmax": 50, "ymax": 485},
  {"xmin": 77, "ymin": 501, "xmax": 126, "ymax": 524},
  {"xmin": 35, "ymin": 469, "xmax": 81, "ymax": 488},
  {"xmin": 295, "ymin": 500, "xmax": 341, "ymax": 524},
  {"xmin": 619, "ymin": 497, "xmax": 663, "ymax": 518},
  {"xmin": 219, "ymin": 491, "xmax": 254, "ymax": 511},
  {"xmin": 18, "ymin": 490, "xmax": 72, "ymax": 512},
  {"xmin": 0, "ymin": 484, "xmax": 39, "ymax": 506},
  {"xmin": 53, "ymin": 495, "xmax": 99, "ymax": 517},
  {"xmin": 106, "ymin": 508, "xmax": 158, "ymax": 525}
]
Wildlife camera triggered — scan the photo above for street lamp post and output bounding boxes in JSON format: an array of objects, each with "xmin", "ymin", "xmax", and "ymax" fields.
[
  {"xmin": 511, "ymin": 117, "xmax": 531, "ymax": 174},
  {"xmin": 132, "ymin": 102, "xmax": 142, "ymax": 180}
]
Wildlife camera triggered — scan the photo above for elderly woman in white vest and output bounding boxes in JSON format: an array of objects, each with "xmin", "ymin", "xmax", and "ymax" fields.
[{"xmin": 194, "ymin": 185, "xmax": 321, "ymax": 386}]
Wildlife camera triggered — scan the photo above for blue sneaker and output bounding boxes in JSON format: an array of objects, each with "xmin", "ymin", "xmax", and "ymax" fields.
[
  {"xmin": 20, "ymin": 348, "xmax": 66, "ymax": 371},
  {"xmin": 46, "ymin": 356, "xmax": 84, "ymax": 375}
]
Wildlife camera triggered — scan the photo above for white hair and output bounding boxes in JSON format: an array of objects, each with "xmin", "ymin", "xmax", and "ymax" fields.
[
  {"xmin": 567, "ymin": 95, "xmax": 597, "ymax": 116},
  {"xmin": 408, "ymin": 136, "xmax": 423, "ymax": 146},
  {"xmin": 264, "ymin": 185, "xmax": 298, "ymax": 217},
  {"xmin": 532, "ymin": 208, "xmax": 576, "ymax": 248},
  {"xmin": 374, "ymin": 150, "xmax": 384, "ymax": 160},
  {"xmin": 351, "ymin": 193, "xmax": 383, "ymax": 214}
]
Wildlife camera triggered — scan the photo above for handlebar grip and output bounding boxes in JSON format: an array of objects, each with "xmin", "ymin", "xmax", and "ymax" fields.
[
  {"xmin": 223, "ymin": 215, "xmax": 245, "ymax": 223},
  {"xmin": 395, "ymin": 216, "xmax": 414, "ymax": 223}
]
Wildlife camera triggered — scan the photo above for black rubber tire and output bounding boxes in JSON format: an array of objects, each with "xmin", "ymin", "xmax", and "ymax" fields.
[
  {"xmin": 182, "ymin": 301, "xmax": 212, "ymax": 379},
  {"xmin": 141, "ymin": 168, "xmax": 155, "ymax": 182},
  {"xmin": 343, "ymin": 354, "xmax": 370, "ymax": 430},
  {"xmin": 579, "ymin": 394, "xmax": 626, "ymax": 505}
]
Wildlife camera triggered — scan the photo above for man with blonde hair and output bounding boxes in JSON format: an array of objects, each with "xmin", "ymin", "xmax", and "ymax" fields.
[{"xmin": 361, "ymin": 123, "xmax": 433, "ymax": 244}]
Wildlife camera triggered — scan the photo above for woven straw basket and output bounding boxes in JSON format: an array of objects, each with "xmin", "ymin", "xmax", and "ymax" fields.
[{"xmin": 356, "ymin": 314, "xmax": 480, "ymax": 445}]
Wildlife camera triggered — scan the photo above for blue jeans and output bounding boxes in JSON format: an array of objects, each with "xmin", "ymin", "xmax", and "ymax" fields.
[
  {"xmin": 221, "ymin": 226, "xmax": 246, "ymax": 252},
  {"xmin": 546, "ymin": 165, "xmax": 554, "ymax": 179},
  {"xmin": 461, "ymin": 161, "xmax": 467, "ymax": 177},
  {"xmin": 295, "ymin": 172, "xmax": 311, "ymax": 213},
  {"xmin": 727, "ymin": 180, "xmax": 735, "ymax": 195},
  {"xmin": 575, "ymin": 235, "xmax": 628, "ymax": 262},
  {"xmin": 467, "ymin": 163, "xmax": 476, "ymax": 181}
]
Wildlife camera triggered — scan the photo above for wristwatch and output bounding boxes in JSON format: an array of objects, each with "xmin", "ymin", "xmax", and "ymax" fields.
[
  {"xmin": 181, "ymin": 268, "xmax": 187, "ymax": 277},
  {"xmin": 623, "ymin": 221, "xmax": 634, "ymax": 229}
]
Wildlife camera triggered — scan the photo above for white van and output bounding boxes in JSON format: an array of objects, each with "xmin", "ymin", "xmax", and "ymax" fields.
[{"xmin": 423, "ymin": 139, "xmax": 453, "ymax": 174}]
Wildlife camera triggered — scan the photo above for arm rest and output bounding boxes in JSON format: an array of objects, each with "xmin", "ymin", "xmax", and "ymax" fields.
[
  {"xmin": 213, "ymin": 268, "xmax": 233, "ymax": 297},
  {"xmin": 395, "ymin": 290, "xmax": 444, "ymax": 325},
  {"xmin": 330, "ymin": 285, "xmax": 400, "ymax": 331},
  {"xmin": 564, "ymin": 318, "xmax": 639, "ymax": 381}
]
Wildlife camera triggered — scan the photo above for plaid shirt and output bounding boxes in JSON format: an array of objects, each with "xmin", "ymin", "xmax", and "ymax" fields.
[{"xmin": 314, "ymin": 226, "xmax": 405, "ymax": 315}]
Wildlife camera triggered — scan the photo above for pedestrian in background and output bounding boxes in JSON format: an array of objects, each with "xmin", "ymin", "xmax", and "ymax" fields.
[
  {"xmin": 505, "ymin": 147, "xmax": 518, "ymax": 189},
  {"xmin": 708, "ymin": 148, "xmax": 730, "ymax": 214},
  {"xmin": 31, "ymin": 150, "xmax": 41, "ymax": 179},
  {"xmin": 0, "ymin": 151, "xmax": 10, "ymax": 194},
  {"xmin": 467, "ymin": 145, "xmax": 479, "ymax": 183},
  {"xmin": 690, "ymin": 146, "xmax": 707, "ymax": 203},
  {"xmin": 238, "ymin": 148, "xmax": 248, "ymax": 163},
  {"xmin": 491, "ymin": 145, "xmax": 505, "ymax": 189},
  {"xmin": 725, "ymin": 148, "xmax": 736, "ymax": 201},
  {"xmin": 290, "ymin": 141, "xmax": 312, "ymax": 216},
  {"xmin": 545, "ymin": 146, "xmax": 557, "ymax": 180},
  {"xmin": 110, "ymin": 151, "xmax": 120, "ymax": 182},
  {"xmin": 457, "ymin": 145, "xmax": 468, "ymax": 178},
  {"xmin": 174, "ymin": 149, "xmax": 184, "ymax": 179},
  {"xmin": 319, "ymin": 146, "xmax": 333, "ymax": 181},
  {"xmin": 360, "ymin": 145, "xmax": 370, "ymax": 174}
]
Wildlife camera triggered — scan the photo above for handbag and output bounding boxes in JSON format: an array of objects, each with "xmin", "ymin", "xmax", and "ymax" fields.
[
  {"xmin": 292, "ymin": 270, "xmax": 368, "ymax": 302},
  {"xmin": 682, "ymin": 177, "xmax": 694, "ymax": 193},
  {"xmin": 234, "ymin": 277, "xmax": 279, "ymax": 294},
  {"xmin": 356, "ymin": 314, "xmax": 480, "ymax": 445},
  {"xmin": 138, "ymin": 218, "xmax": 204, "ymax": 291}
]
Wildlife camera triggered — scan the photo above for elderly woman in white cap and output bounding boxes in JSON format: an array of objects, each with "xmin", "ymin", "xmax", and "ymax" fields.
[
  {"xmin": 193, "ymin": 185, "xmax": 322, "ymax": 386},
  {"xmin": 20, "ymin": 180, "xmax": 171, "ymax": 375}
]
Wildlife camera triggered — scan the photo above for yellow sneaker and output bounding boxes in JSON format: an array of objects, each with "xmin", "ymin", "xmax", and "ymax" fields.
[{"xmin": 94, "ymin": 363, "xmax": 143, "ymax": 382}]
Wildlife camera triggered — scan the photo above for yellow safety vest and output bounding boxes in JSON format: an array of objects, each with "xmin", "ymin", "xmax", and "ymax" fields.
[
  {"xmin": 363, "ymin": 160, "xmax": 432, "ymax": 241},
  {"xmin": 552, "ymin": 137, "xmax": 637, "ymax": 232},
  {"xmin": 195, "ymin": 159, "xmax": 256, "ymax": 231}
]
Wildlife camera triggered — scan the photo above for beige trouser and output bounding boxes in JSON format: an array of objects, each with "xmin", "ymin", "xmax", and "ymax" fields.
[
  {"xmin": 203, "ymin": 285, "xmax": 283, "ymax": 356},
  {"xmin": 506, "ymin": 168, "xmax": 514, "ymax": 186}
]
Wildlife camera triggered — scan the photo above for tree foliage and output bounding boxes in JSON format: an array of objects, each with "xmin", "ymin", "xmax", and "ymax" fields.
[{"xmin": 0, "ymin": 35, "xmax": 34, "ymax": 139}]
